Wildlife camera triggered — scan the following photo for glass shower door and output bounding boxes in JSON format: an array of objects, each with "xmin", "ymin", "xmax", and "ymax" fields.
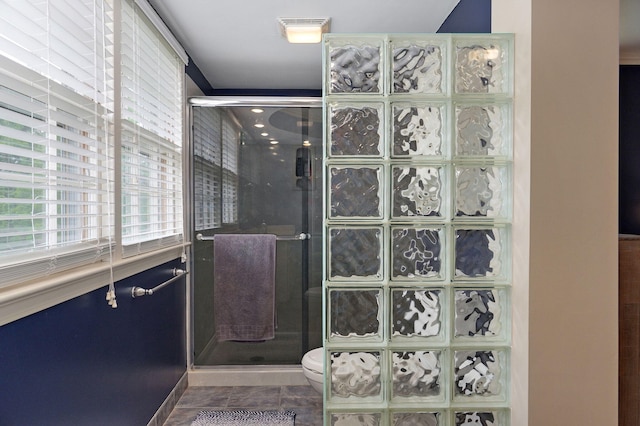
[{"xmin": 190, "ymin": 98, "xmax": 323, "ymax": 366}]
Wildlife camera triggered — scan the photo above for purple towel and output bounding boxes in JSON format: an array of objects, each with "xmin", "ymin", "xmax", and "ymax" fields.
[{"xmin": 214, "ymin": 234, "xmax": 277, "ymax": 342}]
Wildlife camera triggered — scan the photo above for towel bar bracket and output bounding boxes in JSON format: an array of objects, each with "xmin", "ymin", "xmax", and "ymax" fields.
[{"xmin": 131, "ymin": 268, "xmax": 188, "ymax": 298}]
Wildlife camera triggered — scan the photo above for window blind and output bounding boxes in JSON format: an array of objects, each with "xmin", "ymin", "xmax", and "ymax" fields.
[
  {"xmin": 221, "ymin": 117, "xmax": 238, "ymax": 224},
  {"xmin": 120, "ymin": 0, "xmax": 184, "ymax": 257},
  {"xmin": 0, "ymin": 0, "xmax": 114, "ymax": 287},
  {"xmin": 192, "ymin": 107, "xmax": 239, "ymax": 229},
  {"xmin": 193, "ymin": 107, "xmax": 221, "ymax": 230}
]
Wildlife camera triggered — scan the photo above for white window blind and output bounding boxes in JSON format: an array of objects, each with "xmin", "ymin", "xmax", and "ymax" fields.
[
  {"xmin": 193, "ymin": 107, "xmax": 221, "ymax": 230},
  {"xmin": 192, "ymin": 107, "xmax": 239, "ymax": 230},
  {"xmin": 120, "ymin": 0, "xmax": 184, "ymax": 257},
  {"xmin": 0, "ymin": 0, "xmax": 114, "ymax": 287},
  {"xmin": 221, "ymin": 116, "xmax": 238, "ymax": 224}
]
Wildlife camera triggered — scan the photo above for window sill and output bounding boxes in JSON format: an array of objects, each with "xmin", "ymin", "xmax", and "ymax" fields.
[{"xmin": 0, "ymin": 244, "xmax": 189, "ymax": 326}]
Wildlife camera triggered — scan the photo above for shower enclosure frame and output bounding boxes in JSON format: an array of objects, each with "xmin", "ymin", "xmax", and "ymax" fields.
[{"xmin": 186, "ymin": 96, "xmax": 324, "ymax": 385}]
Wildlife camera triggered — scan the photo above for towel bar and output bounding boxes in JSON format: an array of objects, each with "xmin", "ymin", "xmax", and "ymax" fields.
[
  {"xmin": 196, "ymin": 233, "xmax": 310, "ymax": 241},
  {"xmin": 131, "ymin": 268, "xmax": 188, "ymax": 298}
]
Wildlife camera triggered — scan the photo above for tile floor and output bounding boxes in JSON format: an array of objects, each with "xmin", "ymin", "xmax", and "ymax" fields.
[{"xmin": 162, "ymin": 385, "xmax": 323, "ymax": 426}]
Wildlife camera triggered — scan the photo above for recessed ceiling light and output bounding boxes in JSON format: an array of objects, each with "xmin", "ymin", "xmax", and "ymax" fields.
[
  {"xmin": 251, "ymin": 108, "xmax": 264, "ymax": 113},
  {"xmin": 270, "ymin": 140, "xmax": 279, "ymax": 145},
  {"xmin": 254, "ymin": 123, "xmax": 264, "ymax": 128},
  {"xmin": 278, "ymin": 18, "xmax": 330, "ymax": 44},
  {"xmin": 261, "ymin": 132, "xmax": 269, "ymax": 137},
  {"xmin": 303, "ymin": 140, "xmax": 311, "ymax": 146}
]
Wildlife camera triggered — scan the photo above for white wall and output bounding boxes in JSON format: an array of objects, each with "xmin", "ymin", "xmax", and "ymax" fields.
[
  {"xmin": 494, "ymin": 0, "xmax": 619, "ymax": 424},
  {"xmin": 492, "ymin": 2, "xmax": 531, "ymax": 424}
]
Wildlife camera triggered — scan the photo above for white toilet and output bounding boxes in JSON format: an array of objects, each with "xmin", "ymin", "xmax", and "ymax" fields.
[{"xmin": 301, "ymin": 347, "xmax": 324, "ymax": 394}]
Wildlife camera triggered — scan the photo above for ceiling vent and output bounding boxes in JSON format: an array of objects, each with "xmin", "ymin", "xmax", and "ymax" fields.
[{"xmin": 278, "ymin": 18, "xmax": 330, "ymax": 44}]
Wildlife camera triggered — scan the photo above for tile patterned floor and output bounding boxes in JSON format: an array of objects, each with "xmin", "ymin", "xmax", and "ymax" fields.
[{"xmin": 162, "ymin": 385, "xmax": 323, "ymax": 426}]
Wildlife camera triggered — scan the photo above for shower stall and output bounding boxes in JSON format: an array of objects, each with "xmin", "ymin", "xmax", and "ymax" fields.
[{"xmin": 189, "ymin": 97, "xmax": 323, "ymax": 367}]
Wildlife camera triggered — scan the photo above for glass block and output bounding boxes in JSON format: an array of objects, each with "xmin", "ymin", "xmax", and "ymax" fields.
[
  {"xmin": 454, "ymin": 227, "xmax": 510, "ymax": 281},
  {"xmin": 329, "ymin": 165, "xmax": 384, "ymax": 220},
  {"xmin": 326, "ymin": 36, "xmax": 384, "ymax": 94},
  {"xmin": 392, "ymin": 102, "xmax": 448, "ymax": 157},
  {"xmin": 391, "ymin": 288, "xmax": 445, "ymax": 341},
  {"xmin": 391, "ymin": 227, "xmax": 445, "ymax": 280},
  {"xmin": 454, "ymin": 165, "xmax": 510, "ymax": 220},
  {"xmin": 392, "ymin": 411, "xmax": 444, "ymax": 426},
  {"xmin": 330, "ymin": 412, "xmax": 383, "ymax": 426},
  {"xmin": 323, "ymin": 34, "xmax": 514, "ymax": 419},
  {"xmin": 455, "ymin": 101, "xmax": 512, "ymax": 158},
  {"xmin": 330, "ymin": 351, "xmax": 383, "ymax": 401},
  {"xmin": 328, "ymin": 102, "xmax": 384, "ymax": 157},
  {"xmin": 329, "ymin": 289, "xmax": 383, "ymax": 342},
  {"xmin": 390, "ymin": 37, "xmax": 448, "ymax": 95},
  {"xmin": 392, "ymin": 165, "xmax": 447, "ymax": 219},
  {"xmin": 453, "ymin": 349, "xmax": 509, "ymax": 402},
  {"xmin": 454, "ymin": 287, "xmax": 510, "ymax": 343},
  {"xmin": 329, "ymin": 227, "xmax": 384, "ymax": 281},
  {"xmin": 454, "ymin": 36, "xmax": 512, "ymax": 95},
  {"xmin": 391, "ymin": 350, "xmax": 444, "ymax": 401},
  {"xmin": 453, "ymin": 409, "xmax": 510, "ymax": 426}
]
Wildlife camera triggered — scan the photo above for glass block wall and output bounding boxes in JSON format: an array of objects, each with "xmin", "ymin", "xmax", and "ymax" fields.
[{"xmin": 323, "ymin": 34, "xmax": 514, "ymax": 426}]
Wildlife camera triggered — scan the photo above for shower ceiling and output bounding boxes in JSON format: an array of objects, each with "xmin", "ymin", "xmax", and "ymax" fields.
[{"xmin": 232, "ymin": 106, "xmax": 323, "ymax": 147}]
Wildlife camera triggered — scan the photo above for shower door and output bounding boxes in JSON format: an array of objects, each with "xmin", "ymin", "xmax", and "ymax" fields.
[{"xmin": 190, "ymin": 97, "xmax": 323, "ymax": 366}]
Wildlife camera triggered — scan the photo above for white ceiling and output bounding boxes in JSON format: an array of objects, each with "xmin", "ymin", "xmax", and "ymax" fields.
[
  {"xmin": 148, "ymin": 0, "xmax": 461, "ymax": 91},
  {"xmin": 148, "ymin": 0, "xmax": 640, "ymax": 91}
]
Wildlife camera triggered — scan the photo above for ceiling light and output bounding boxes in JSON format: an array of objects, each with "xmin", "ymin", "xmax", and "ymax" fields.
[
  {"xmin": 278, "ymin": 18, "xmax": 330, "ymax": 44},
  {"xmin": 261, "ymin": 132, "xmax": 269, "ymax": 137},
  {"xmin": 251, "ymin": 108, "xmax": 264, "ymax": 113},
  {"xmin": 303, "ymin": 140, "xmax": 311, "ymax": 146},
  {"xmin": 254, "ymin": 123, "xmax": 264, "ymax": 128},
  {"xmin": 270, "ymin": 140, "xmax": 279, "ymax": 145}
]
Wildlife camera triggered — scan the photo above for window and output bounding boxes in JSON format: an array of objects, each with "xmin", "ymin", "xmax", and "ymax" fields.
[
  {"xmin": 0, "ymin": 0, "xmax": 115, "ymax": 287},
  {"xmin": 0, "ymin": 0, "xmax": 186, "ymax": 288},
  {"xmin": 193, "ymin": 107, "xmax": 222, "ymax": 230},
  {"xmin": 192, "ymin": 108, "xmax": 239, "ymax": 230},
  {"xmin": 221, "ymin": 117, "xmax": 238, "ymax": 224},
  {"xmin": 120, "ymin": 0, "xmax": 184, "ymax": 256}
]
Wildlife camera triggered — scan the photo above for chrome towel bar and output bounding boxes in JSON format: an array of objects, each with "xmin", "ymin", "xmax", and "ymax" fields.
[
  {"xmin": 131, "ymin": 268, "xmax": 188, "ymax": 298},
  {"xmin": 196, "ymin": 233, "xmax": 310, "ymax": 241}
]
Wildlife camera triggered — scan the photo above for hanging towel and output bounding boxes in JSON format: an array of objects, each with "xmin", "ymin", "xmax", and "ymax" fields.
[{"xmin": 214, "ymin": 234, "xmax": 277, "ymax": 342}]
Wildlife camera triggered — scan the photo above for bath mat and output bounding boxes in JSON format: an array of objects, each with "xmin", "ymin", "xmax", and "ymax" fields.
[{"xmin": 191, "ymin": 409, "xmax": 295, "ymax": 426}]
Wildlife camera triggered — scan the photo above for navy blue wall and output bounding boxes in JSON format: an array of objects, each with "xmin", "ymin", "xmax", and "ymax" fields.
[
  {"xmin": 0, "ymin": 259, "xmax": 187, "ymax": 426},
  {"xmin": 620, "ymin": 65, "xmax": 640, "ymax": 235},
  {"xmin": 438, "ymin": 0, "xmax": 491, "ymax": 33}
]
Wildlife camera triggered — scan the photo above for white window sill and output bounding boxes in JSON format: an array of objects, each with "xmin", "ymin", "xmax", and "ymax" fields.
[{"xmin": 0, "ymin": 244, "xmax": 189, "ymax": 326}]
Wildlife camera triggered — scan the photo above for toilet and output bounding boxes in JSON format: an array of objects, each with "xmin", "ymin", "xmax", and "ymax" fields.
[{"xmin": 301, "ymin": 347, "xmax": 324, "ymax": 394}]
